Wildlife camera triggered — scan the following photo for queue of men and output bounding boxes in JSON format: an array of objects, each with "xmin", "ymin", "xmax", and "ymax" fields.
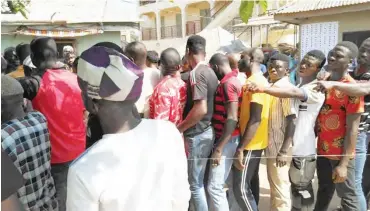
[{"xmin": 1, "ymin": 34, "xmax": 370, "ymax": 211}]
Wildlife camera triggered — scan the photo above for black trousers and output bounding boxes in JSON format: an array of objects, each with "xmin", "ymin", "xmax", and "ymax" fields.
[{"xmin": 51, "ymin": 161, "xmax": 71, "ymax": 211}]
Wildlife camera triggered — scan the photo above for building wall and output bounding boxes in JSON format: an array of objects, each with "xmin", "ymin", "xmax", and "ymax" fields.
[
  {"xmin": 300, "ymin": 10, "xmax": 370, "ymax": 42},
  {"xmin": 141, "ymin": 13, "xmax": 157, "ymax": 28},
  {"xmin": 1, "ymin": 31, "xmax": 121, "ymax": 55}
]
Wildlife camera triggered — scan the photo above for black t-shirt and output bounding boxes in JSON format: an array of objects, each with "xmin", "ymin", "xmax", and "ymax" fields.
[
  {"xmin": 350, "ymin": 71, "xmax": 370, "ymax": 132},
  {"xmin": 1, "ymin": 150, "xmax": 24, "ymax": 201},
  {"xmin": 183, "ymin": 63, "xmax": 218, "ymax": 136}
]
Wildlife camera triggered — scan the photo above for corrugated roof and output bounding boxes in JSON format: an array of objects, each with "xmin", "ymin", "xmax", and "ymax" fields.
[
  {"xmin": 1, "ymin": 0, "xmax": 141, "ymax": 24},
  {"xmin": 276, "ymin": 0, "xmax": 370, "ymax": 14}
]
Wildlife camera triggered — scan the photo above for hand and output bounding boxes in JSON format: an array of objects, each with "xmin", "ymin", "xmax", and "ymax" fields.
[
  {"xmin": 332, "ymin": 165, "xmax": 348, "ymax": 183},
  {"xmin": 245, "ymin": 81, "xmax": 265, "ymax": 93},
  {"xmin": 276, "ymin": 152, "xmax": 288, "ymax": 167},
  {"xmin": 211, "ymin": 147, "xmax": 222, "ymax": 167},
  {"xmin": 314, "ymin": 81, "xmax": 336, "ymax": 93},
  {"xmin": 233, "ymin": 150, "xmax": 245, "ymax": 170}
]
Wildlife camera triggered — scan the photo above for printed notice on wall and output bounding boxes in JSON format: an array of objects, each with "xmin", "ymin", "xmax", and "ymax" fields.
[{"xmin": 300, "ymin": 22, "xmax": 338, "ymax": 62}]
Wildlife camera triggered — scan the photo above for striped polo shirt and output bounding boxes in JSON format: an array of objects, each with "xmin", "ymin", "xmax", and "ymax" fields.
[{"xmin": 212, "ymin": 71, "xmax": 242, "ymax": 140}]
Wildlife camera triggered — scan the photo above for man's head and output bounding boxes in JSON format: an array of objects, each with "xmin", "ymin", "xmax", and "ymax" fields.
[
  {"xmin": 227, "ymin": 53, "xmax": 240, "ymax": 69},
  {"xmin": 250, "ymin": 48, "xmax": 264, "ymax": 64},
  {"xmin": 63, "ymin": 45, "xmax": 74, "ymax": 58},
  {"xmin": 160, "ymin": 48, "xmax": 181, "ymax": 76},
  {"xmin": 185, "ymin": 35, "xmax": 206, "ymax": 68},
  {"xmin": 298, "ymin": 50, "xmax": 326, "ymax": 78},
  {"xmin": 328, "ymin": 41, "xmax": 358, "ymax": 72},
  {"xmin": 15, "ymin": 43, "xmax": 31, "ymax": 64},
  {"xmin": 209, "ymin": 53, "xmax": 231, "ymax": 80},
  {"xmin": 124, "ymin": 41, "xmax": 147, "ymax": 68},
  {"xmin": 358, "ymin": 38, "xmax": 370, "ymax": 69},
  {"xmin": 268, "ymin": 53, "xmax": 290, "ymax": 82},
  {"xmin": 1, "ymin": 75, "xmax": 24, "ymax": 122},
  {"xmin": 146, "ymin": 50, "xmax": 159, "ymax": 68},
  {"xmin": 65, "ymin": 52, "xmax": 76, "ymax": 67},
  {"xmin": 181, "ymin": 56, "xmax": 190, "ymax": 72},
  {"xmin": 30, "ymin": 37, "xmax": 58, "ymax": 70},
  {"xmin": 3, "ymin": 47, "xmax": 20, "ymax": 73},
  {"xmin": 77, "ymin": 45, "xmax": 143, "ymax": 118}
]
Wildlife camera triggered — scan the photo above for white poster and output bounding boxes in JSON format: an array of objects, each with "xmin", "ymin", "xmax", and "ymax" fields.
[{"xmin": 300, "ymin": 22, "xmax": 338, "ymax": 62}]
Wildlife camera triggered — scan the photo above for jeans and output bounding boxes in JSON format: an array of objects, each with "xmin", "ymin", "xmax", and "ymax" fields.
[
  {"xmin": 233, "ymin": 149, "xmax": 262, "ymax": 211},
  {"xmin": 355, "ymin": 132, "xmax": 368, "ymax": 211},
  {"xmin": 289, "ymin": 156, "xmax": 316, "ymax": 211},
  {"xmin": 362, "ymin": 135, "xmax": 370, "ymax": 209},
  {"xmin": 314, "ymin": 157, "xmax": 359, "ymax": 211},
  {"xmin": 207, "ymin": 135, "xmax": 240, "ymax": 211},
  {"xmin": 186, "ymin": 127, "xmax": 215, "ymax": 211},
  {"xmin": 51, "ymin": 162, "xmax": 71, "ymax": 211}
]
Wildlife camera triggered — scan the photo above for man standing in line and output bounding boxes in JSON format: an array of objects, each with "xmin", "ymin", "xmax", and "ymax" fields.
[
  {"xmin": 18, "ymin": 37, "xmax": 86, "ymax": 211},
  {"xmin": 125, "ymin": 42, "xmax": 161, "ymax": 118},
  {"xmin": 316, "ymin": 38, "xmax": 370, "ymax": 210},
  {"xmin": 7, "ymin": 43, "xmax": 30, "ymax": 78},
  {"xmin": 247, "ymin": 50, "xmax": 326, "ymax": 210},
  {"xmin": 177, "ymin": 35, "xmax": 218, "ymax": 211},
  {"xmin": 1, "ymin": 75, "xmax": 58, "ymax": 210},
  {"xmin": 67, "ymin": 46, "xmax": 190, "ymax": 211},
  {"xmin": 207, "ymin": 53, "xmax": 242, "ymax": 211},
  {"xmin": 232, "ymin": 48, "xmax": 271, "ymax": 211},
  {"xmin": 149, "ymin": 48, "xmax": 187, "ymax": 126},
  {"xmin": 314, "ymin": 41, "xmax": 363, "ymax": 211}
]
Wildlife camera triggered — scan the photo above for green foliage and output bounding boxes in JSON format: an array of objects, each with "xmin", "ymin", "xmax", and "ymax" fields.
[
  {"xmin": 239, "ymin": 0, "xmax": 268, "ymax": 24},
  {"xmin": 2, "ymin": 0, "xmax": 29, "ymax": 19}
]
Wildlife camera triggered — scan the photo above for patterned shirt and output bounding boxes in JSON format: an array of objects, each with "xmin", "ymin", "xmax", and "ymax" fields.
[
  {"xmin": 266, "ymin": 77, "xmax": 297, "ymax": 157},
  {"xmin": 212, "ymin": 71, "xmax": 241, "ymax": 140},
  {"xmin": 1, "ymin": 112, "xmax": 58, "ymax": 211},
  {"xmin": 149, "ymin": 75, "xmax": 187, "ymax": 126},
  {"xmin": 317, "ymin": 74, "xmax": 364, "ymax": 159}
]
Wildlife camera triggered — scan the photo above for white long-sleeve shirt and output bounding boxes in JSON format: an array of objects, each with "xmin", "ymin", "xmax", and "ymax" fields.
[{"xmin": 66, "ymin": 119, "xmax": 190, "ymax": 211}]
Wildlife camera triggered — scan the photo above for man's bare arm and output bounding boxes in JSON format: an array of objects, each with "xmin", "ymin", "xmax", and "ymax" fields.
[
  {"xmin": 263, "ymin": 86, "xmax": 306, "ymax": 101},
  {"xmin": 279, "ymin": 115, "xmax": 296, "ymax": 154},
  {"xmin": 237, "ymin": 102, "xmax": 262, "ymax": 151},
  {"xmin": 1, "ymin": 194, "xmax": 25, "ymax": 211},
  {"xmin": 316, "ymin": 81, "xmax": 370, "ymax": 97},
  {"xmin": 215, "ymin": 102, "xmax": 239, "ymax": 149},
  {"xmin": 177, "ymin": 100, "xmax": 207, "ymax": 133}
]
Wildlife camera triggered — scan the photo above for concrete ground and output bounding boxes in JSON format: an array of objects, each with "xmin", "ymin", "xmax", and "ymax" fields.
[{"xmin": 257, "ymin": 158, "xmax": 341, "ymax": 211}]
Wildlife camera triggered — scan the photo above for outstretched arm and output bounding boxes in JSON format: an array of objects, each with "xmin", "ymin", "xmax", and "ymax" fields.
[{"xmin": 315, "ymin": 81, "xmax": 370, "ymax": 97}]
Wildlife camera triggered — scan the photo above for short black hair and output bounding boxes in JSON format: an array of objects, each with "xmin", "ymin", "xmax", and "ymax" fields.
[
  {"xmin": 336, "ymin": 41, "xmax": 359, "ymax": 59},
  {"xmin": 160, "ymin": 48, "xmax": 181, "ymax": 69},
  {"xmin": 3, "ymin": 47, "xmax": 16, "ymax": 60},
  {"xmin": 250, "ymin": 48, "xmax": 264, "ymax": 63},
  {"xmin": 30, "ymin": 37, "xmax": 58, "ymax": 62},
  {"xmin": 238, "ymin": 57, "xmax": 250, "ymax": 70},
  {"xmin": 306, "ymin": 50, "xmax": 326, "ymax": 69},
  {"xmin": 15, "ymin": 43, "xmax": 31, "ymax": 63},
  {"xmin": 147, "ymin": 50, "xmax": 159, "ymax": 63},
  {"xmin": 186, "ymin": 35, "xmax": 206, "ymax": 54},
  {"xmin": 1, "ymin": 75, "xmax": 24, "ymax": 97},
  {"xmin": 209, "ymin": 53, "xmax": 229, "ymax": 66},
  {"xmin": 269, "ymin": 53, "xmax": 290, "ymax": 64},
  {"xmin": 94, "ymin": 42, "xmax": 124, "ymax": 54},
  {"xmin": 124, "ymin": 41, "xmax": 147, "ymax": 66}
]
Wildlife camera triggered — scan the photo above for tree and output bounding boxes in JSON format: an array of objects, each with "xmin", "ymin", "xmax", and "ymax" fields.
[
  {"xmin": 1, "ymin": 0, "xmax": 29, "ymax": 18},
  {"xmin": 239, "ymin": 0, "xmax": 267, "ymax": 24}
]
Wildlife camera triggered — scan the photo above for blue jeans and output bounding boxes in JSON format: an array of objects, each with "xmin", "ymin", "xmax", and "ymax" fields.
[
  {"xmin": 207, "ymin": 135, "xmax": 240, "ymax": 211},
  {"xmin": 186, "ymin": 127, "xmax": 215, "ymax": 211},
  {"xmin": 355, "ymin": 132, "xmax": 368, "ymax": 211}
]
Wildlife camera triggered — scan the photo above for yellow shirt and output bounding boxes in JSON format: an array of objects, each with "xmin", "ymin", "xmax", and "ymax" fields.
[
  {"xmin": 239, "ymin": 72, "xmax": 271, "ymax": 150},
  {"xmin": 7, "ymin": 65, "xmax": 25, "ymax": 78}
]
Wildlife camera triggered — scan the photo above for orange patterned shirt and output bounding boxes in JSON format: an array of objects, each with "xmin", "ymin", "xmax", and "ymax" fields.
[{"xmin": 317, "ymin": 74, "xmax": 364, "ymax": 160}]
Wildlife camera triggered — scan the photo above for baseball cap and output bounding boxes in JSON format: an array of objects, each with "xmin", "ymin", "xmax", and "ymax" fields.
[{"xmin": 77, "ymin": 46, "xmax": 143, "ymax": 102}]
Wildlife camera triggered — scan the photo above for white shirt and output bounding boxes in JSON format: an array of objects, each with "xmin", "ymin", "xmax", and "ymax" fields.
[
  {"xmin": 135, "ymin": 68, "xmax": 161, "ymax": 116},
  {"xmin": 67, "ymin": 119, "xmax": 190, "ymax": 211},
  {"xmin": 292, "ymin": 80, "xmax": 325, "ymax": 156}
]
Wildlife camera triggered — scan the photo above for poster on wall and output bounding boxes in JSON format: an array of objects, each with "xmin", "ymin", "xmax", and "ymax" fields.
[{"xmin": 300, "ymin": 22, "xmax": 338, "ymax": 62}]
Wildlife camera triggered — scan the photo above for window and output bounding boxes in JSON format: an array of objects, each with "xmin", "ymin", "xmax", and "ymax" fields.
[
  {"xmin": 55, "ymin": 39, "xmax": 76, "ymax": 59},
  {"xmin": 343, "ymin": 30, "xmax": 370, "ymax": 47}
]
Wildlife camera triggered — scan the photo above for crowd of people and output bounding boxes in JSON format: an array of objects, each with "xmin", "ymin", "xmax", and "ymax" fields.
[{"xmin": 1, "ymin": 34, "xmax": 370, "ymax": 211}]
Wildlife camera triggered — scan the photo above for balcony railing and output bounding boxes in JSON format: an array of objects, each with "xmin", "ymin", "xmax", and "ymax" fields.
[
  {"xmin": 161, "ymin": 25, "xmax": 182, "ymax": 39},
  {"xmin": 186, "ymin": 20, "xmax": 202, "ymax": 36},
  {"xmin": 142, "ymin": 28, "xmax": 157, "ymax": 40}
]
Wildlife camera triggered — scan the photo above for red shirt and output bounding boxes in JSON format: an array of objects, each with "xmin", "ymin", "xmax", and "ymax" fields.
[
  {"xmin": 32, "ymin": 69, "xmax": 86, "ymax": 164},
  {"xmin": 317, "ymin": 74, "xmax": 364, "ymax": 159},
  {"xmin": 149, "ymin": 75, "xmax": 187, "ymax": 126},
  {"xmin": 212, "ymin": 71, "xmax": 242, "ymax": 139}
]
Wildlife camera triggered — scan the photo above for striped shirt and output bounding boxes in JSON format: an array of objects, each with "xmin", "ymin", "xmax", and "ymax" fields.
[
  {"xmin": 266, "ymin": 77, "xmax": 297, "ymax": 157},
  {"xmin": 212, "ymin": 71, "xmax": 242, "ymax": 140}
]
